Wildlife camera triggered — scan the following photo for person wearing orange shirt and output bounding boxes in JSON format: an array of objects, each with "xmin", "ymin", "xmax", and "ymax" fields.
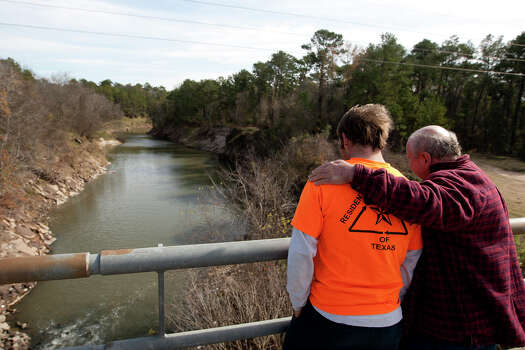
[{"xmin": 283, "ymin": 104, "xmax": 422, "ymax": 350}]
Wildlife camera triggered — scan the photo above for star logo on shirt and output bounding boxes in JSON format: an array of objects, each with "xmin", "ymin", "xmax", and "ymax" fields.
[
  {"xmin": 371, "ymin": 207, "xmax": 392, "ymax": 226},
  {"xmin": 347, "ymin": 206, "xmax": 408, "ymax": 235}
]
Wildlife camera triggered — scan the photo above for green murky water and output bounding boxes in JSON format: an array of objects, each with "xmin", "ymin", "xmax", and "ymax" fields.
[{"xmin": 14, "ymin": 135, "xmax": 243, "ymax": 349}]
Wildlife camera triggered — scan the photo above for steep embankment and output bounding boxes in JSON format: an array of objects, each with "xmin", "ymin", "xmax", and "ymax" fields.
[
  {"xmin": 152, "ymin": 124, "xmax": 270, "ymax": 160},
  {"xmin": 0, "ymin": 117, "xmax": 151, "ymax": 350}
]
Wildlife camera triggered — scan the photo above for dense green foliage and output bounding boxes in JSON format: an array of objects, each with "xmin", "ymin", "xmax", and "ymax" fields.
[
  {"xmin": 3, "ymin": 29, "xmax": 524, "ymax": 157},
  {"xmin": 151, "ymin": 30, "xmax": 525, "ymax": 156},
  {"xmin": 78, "ymin": 78, "xmax": 168, "ymax": 119}
]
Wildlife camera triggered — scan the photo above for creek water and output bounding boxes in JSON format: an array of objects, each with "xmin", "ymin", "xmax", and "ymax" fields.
[{"xmin": 14, "ymin": 134, "xmax": 244, "ymax": 349}]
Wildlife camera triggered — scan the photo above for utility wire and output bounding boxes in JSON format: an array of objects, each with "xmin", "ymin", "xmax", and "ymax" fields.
[
  {"xmin": 183, "ymin": 0, "xmax": 525, "ymax": 48},
  {"xmin": 0, "ymin": 22, "xmax": 272, "ymax": 51},
  {"xmin": 359, "ymin": 58, "xmax": 525, "ymax": 77},
  {"xmin": 2, "ymin": 0, "xmax": 438, "ymax": 39},
  {"xmin": 1, "ymin": 21, "xmax": 522, "ymax": 77},
  {"xmin": 0, "ymin": 0, "xmax": 304, "ymax": 37},
  {"xmin": 4, "ymin": 0, "xmax": 523, "ymax": 52},
  {"xmin": 410, "ymin": 47, "xmax": 525, "ymax": 63},
  {"xmin": 181, "ymin": 0, "xmax": 442, "ymax": 38}
]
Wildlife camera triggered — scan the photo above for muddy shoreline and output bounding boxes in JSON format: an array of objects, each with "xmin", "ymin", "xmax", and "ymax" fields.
[{"xmin": 0, "ymin": 138, "xmax": 115, "ymax": 349}]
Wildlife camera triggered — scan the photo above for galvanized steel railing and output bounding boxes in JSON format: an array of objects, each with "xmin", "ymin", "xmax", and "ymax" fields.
[
  {"xmin": 1, "ymin": 238, "xmax": 291, "ymax": 284},
  {"xmin": 0, "ymin": 218, "xmax": 524, "ymax": 350},
  {"xmin": 1, "ymin": 238, "xmax": 291, "ymax": 350}
]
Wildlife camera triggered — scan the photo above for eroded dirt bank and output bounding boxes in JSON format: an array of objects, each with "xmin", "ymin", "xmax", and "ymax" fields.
[{"xmin": 0, "ymin": 138, "xmax": 113, "ymax": 349}]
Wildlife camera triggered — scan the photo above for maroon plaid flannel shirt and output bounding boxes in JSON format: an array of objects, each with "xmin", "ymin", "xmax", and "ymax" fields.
[{"xmin": 352, "ymin": 155, "xmax": 525, "ymax": 347}]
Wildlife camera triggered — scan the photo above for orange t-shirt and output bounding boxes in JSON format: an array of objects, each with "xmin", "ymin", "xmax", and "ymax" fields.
[{"xmin": 291, "ymin": 158, "xmax": 422, "ymax": 316}]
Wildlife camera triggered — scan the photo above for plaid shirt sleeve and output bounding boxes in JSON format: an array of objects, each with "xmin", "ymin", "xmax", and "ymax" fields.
[{"xmin": 352, "ymin": 164, "xmax": 484, "ymax": 230}]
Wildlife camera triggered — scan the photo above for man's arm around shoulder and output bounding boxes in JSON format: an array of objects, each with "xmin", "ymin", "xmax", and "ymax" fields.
[{"xmin": 309, "ymin": 160, "xmax": 476, "ymax": 230}]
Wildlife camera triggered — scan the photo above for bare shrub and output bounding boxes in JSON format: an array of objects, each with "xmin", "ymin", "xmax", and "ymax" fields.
[
  {"xmin": 39, "ymin": 77, "xmax": 122, "ymax": 138},
  {"xmin": 216, "ymin": 132, "xmax": 337, "ymax": 240},
  {"xmin": 167, "ymin": 134, "xmax": 338, "ymax": 349},
  {"xmin": 0, "ymin": 58, "xmax": 122, "ymax": 201},
  {"xmin": 216, "ymin": 155, "xmax": 295, "ymax": 240},
  {"xmin": 169, "ymin": 262, "xmax": 289, "ymax": 350},
  {"xmin": 280, "ymin": 132, "xmax": 339, "ymax": 190}
]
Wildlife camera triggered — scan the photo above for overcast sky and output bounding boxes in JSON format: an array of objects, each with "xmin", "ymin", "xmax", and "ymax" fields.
[{"xmin": 0, "ymin": 0, "xmax": 523, "ymax": 89}]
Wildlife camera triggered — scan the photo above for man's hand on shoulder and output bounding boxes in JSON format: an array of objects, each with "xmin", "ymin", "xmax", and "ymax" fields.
[{"xmin": 309, "ymin": 160, "xmax": 355, "ymax": 185}]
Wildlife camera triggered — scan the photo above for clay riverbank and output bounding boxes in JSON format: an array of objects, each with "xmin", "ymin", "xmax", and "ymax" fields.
[{"xmin": 151, "ymin": 124, "xmax": 275, "ymax": 161}]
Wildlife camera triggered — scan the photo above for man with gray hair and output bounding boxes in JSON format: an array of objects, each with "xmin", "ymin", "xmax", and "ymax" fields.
[
  {"xmin": 408, "ymin": 125, "xmax": 462, "ymax": 160},
  {"xmin": 405, "ymin": 126, "xmax": 462, "ymax": 180},
  {"xmin": 309, "ymin": 125, "xmax": 525, "ymax": 349}
]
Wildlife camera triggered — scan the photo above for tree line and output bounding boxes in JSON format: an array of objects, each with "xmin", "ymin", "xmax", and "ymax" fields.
[
  {"xmin": 78, "ymin": 79, "xmax": 168, "ymax": 119},
  {"xmin": 147, "ymin": 30, "xmax": 525, "ymax": 157},
  {"xmin": 3, "ymin": 29, "xmax": 523, "ymax": 165}
]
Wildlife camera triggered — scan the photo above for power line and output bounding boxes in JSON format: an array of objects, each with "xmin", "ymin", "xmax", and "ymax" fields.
[
  {"xmin": 0, "ymin": 22, "xmax": 273, "ymax": 51},
  {"xmin": 1, "ymin": 21, "xmax": 522, "ymax": 77},
  {"xmin": 4, "ymin": 0, "xmax": 522, "ymax": 54},
  {"xmin": 183, "ymin": 0, "xmax": 525, "ymax": 48},
  {"xmin": 410, "ymin": 47, "xmax": 525, "ymax": 63},
  {"xmin": 181, "ymin": 0, "xmax": 443, "ymax": 38},
  {"xmin": 359, "ymin": 58, "xmax": 525, "ymax": 77},
  {"xmin": 3, "ymin": 0, "xmax": 441, "ymax": 39},
  {"xmin": 0, "ymin": 0, "xmax": 304, "ymax": 37}
]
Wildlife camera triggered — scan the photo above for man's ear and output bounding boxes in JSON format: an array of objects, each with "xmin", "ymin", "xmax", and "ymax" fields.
[
  {"xmin": 341, "ymin": 133, "xmax": 350, "ymax": 147},
  {"xmin": 421, "ymin": 151, "xmax": 432, "ymax": 165}
]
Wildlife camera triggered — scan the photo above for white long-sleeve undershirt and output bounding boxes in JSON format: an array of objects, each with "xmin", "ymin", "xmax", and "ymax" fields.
[{"xmin": 286, "ymin": 227, "xmax": 422, "ymax": 327}]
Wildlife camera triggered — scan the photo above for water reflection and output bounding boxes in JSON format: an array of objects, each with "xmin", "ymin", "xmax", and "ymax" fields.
[{"xmin": 15, "ymin": 135, "xmax": 244, "ymax": 349}]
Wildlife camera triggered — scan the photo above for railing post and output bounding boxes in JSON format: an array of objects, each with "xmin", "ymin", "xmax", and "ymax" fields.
[
  {"xmin": 157, "ymin": 243, "xmax": 165, "ymax": 337},
  {"xmin": 158, "ymin": 270, "xmax": 165, "ymax": 336}
]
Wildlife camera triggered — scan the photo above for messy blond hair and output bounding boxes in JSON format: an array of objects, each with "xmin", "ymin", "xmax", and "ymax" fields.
[{"xmin": 336, "ymin": 104, "xmax": 393, "ymax": 150}]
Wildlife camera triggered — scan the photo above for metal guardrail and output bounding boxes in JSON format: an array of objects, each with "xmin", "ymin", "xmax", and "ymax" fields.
[
  {"xmin": 511, "ymin": 217, "xmax": 525, "ymax": 235},
  {"xmin": 0, "ymin": 238, "xmax": 291, "ymax": 350},
  {"xmin": 0, "ymin": 238, "xmax": 291, "ymax": 284},
  {"xmin": 67, "ymin": 317, "xmax": 291, "ymax": 350},
  {"xmin": 0, "ymin": 219, "xmax": 524, "ymax": 349}
]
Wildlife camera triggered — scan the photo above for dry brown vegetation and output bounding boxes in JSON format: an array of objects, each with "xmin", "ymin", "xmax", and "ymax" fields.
[
  {"xmin": 0, "ymin": 59, "xmax": 122, "ymax": 208},
  {"xmin": 167, "ymin": 133, "xmax": 338, "ymax": 350}
]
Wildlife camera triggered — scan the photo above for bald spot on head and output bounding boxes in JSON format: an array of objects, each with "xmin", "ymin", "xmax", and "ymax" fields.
[{"xmin": 407, "ymin": 125, "xmax": 462, "ymax": 161}]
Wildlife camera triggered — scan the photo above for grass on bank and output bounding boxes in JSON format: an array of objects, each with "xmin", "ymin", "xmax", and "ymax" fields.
[{"xmin": 94, "ymin": 116, "xmax": 153, "ymax": 140}]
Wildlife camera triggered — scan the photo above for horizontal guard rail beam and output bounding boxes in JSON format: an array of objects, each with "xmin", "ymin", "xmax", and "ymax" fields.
[
  {"xmin": 0, "ymin": 253, "xmax": 89, "ymax": 284},
  {"xmin": 62, "ymin": 317, "xmax": 291, "ymax": 350},
  {"xmin": 0, "ymin": 238, "xmax": 291, "ymax": 284},
  {"xmin": 3, "ymin": 218, "xmax": 525, "ymax": 285},
  {"xmin": 510, "ymin": 217, "xmax": 525, "ymax": 235}
]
